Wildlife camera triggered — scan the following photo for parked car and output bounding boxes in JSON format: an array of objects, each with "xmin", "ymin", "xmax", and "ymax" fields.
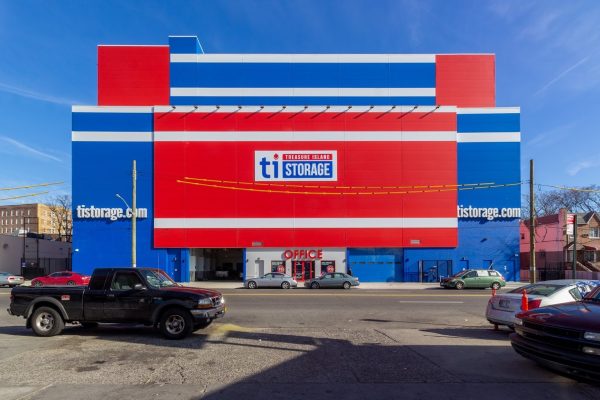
[
  {"xmin": 510, "ymin": 285, "xmax": 600, "ymax": 381},
  {"xmin": 487, "ymin": 280, "xmax": 600, "ymax": 328},
  {"xmin": 440, "ymin": 269, "xmax": 505, "ymax": 290},
  {"xmin": 305, "ymin": 273, "xmax": 359, "ymax": 289},
  {"xmin": 8, "ymin": 267, "xmax": 226, "ymax": 340},
  {"xmin": 31, "ymin": 271, "xmax": 90, "ymax": 287},
  {"xmin": 0, "ymin": 272, "xmax": 25, "ymax": 287},
  {"xmin": 245, "ymin": 272, "xmax": 297, "ymax": 289}
]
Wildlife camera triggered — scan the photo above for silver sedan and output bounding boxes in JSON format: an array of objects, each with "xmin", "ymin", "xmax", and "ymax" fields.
[
  {"xmin": 245, "ymin": 273, "xmax": 298, "ymax": 289},
  {"xmin": 0, "ymin": 272, "xmax": 25, "ymax": 287},
  {"xmin": 305, "ymin": 273, "xmax": 360, "ymax": 289}
]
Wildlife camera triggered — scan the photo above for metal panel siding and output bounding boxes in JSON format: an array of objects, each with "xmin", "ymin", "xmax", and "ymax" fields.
[
  {"xmin": 347, "ymin": 249, "xmax": 403, "ymax": 282},
  {"xmin": 169, "ymin": 96, "xmax": 436, "ymax": 106},
  {"xmin": 98, "ymin": 46, "xmax": 170, "ymax": 106},
  {"xmin": 72, "ymin": 141, "xmax": 171, "ymax": 276},
  {"xmin": 153, "ymin": 109, "xmax": 458, "ymax": 248},
  {"xmin": 436, "ymin": 55, "xmax": 495, "ymax": 107},
  {"xmin": 457, "ymin": 113, "xmax": 520, "ymax": 133},
  {"xmin": 170, "ymin": 62, "xmax": 435, "ymax": 88},
  {"xmin": 72, "ymin": 112, "xmax": 153, "ymax": 132},
  {"xmin": 169, "ymin": 36, "xmax": 202, "ymax": 54}
]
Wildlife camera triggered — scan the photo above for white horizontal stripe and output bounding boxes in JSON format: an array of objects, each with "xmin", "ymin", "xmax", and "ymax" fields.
[
  {"xmin": 170, "ymin": 53, "xmax": 436, "ymax": 63},
  {"xmin": 153, "ymin": 105, "xmax": 456, "ymax": 113},
  {"xmin": 72, "ymin": 106, "xmax": 153, "ymax": 114},
  {"xmin": 154, "ymin": 131, "xmax": 456, "ymax": 142},
  {"xmin": 154, "ymin": 218, "xmax": 457, "ymax": 229},
  {"xmin": 72, "ymin": 131, "xmax": 153, "ymax": 142},
  {"xmin": 457, "ymin": 132, "xmax": 520, "ymax": 143},
  {"xmin": 170, "ymin": 87, "xmax": 436, "ymax": 97},
  {"xmin": 457, "ymin": 107, "xmax": 520, "ymax": 114}
]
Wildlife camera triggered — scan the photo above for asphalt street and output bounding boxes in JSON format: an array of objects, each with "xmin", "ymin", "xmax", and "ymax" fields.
[{"xmin": 0, "ymin": 286, "xmax": 598, "ymax": 400}]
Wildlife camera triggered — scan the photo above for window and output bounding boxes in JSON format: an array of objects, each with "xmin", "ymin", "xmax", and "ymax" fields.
[
  {"xmin": 585, "ymin": 251, "xmax": 596, "ymax": 263},
  {"xmin": 590, "ymin": 227, "xmax": 600, "ymax": 239},
  {"xmin": 111, "ymin": 271, "xmax": 143, "ymax": 291},
  {"xmin": 464, "ymin": 271, "xmax": 478, "ymax": 278},
  {"xmin": 488, "ymin": 271, "xmax": 500, "ymax": 277}
]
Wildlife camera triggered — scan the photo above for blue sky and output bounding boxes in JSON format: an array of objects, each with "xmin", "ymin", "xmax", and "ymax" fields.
[{"xmin": 1, "ymin": 0, "xmax": 599, "ymax": 204}]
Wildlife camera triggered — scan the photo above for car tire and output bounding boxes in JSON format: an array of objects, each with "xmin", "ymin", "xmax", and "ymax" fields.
[
  {"xmin": 159, "ymin": 308, "xmax": 193, "ymax": 340},
  {"xmin": 491, "ymin": 282, "xmax": 501, "ymax": 290},
  {"xmin": 455, "ymin": 281, "xmax": 465, "ymax": 290},
  {"xmin": 31, "ymin": 306, "xmax": 64, "ymax": 337},
  {"xmin": 343, "ymin": 281, "xmax": 351, "ymax": 289},
  {"xmin": 311, "ymin": 282, "xmax": 320, "ymax": 289},
  {"xmin": 247, "ymin": 281, "xmax": 257, "ymax": 289},
  {"xmin": 67, "ymin": 281, "xmax": 75, "ymax": 286},
  {"xmin": 193, "ymin": 319, "xmax": 213, "ymax": 331},
  {"xmin": 33, "ymin": 281, "xmax": 43, "ymax": 287},
  {"xmin": 281, "ymin": 281, "xmax": 290, "ymax": 289}
]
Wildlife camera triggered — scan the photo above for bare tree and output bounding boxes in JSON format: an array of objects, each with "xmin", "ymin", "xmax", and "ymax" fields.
[
  {"xmin": 47, "ymin": 195, "xmax": 72, "ymax": 242},
  {"xmin": 522, "ymin": 185, "xmax": 600, "ymax": 218}
]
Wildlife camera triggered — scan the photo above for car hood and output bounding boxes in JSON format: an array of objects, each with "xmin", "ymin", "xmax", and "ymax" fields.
[
  {"xmin": 520, "ymin": 301, "xmax": 600, "ymax": 331},
  {"xmin": 158, "ymin": 286, "xmax": 222, "ymax": 298}
]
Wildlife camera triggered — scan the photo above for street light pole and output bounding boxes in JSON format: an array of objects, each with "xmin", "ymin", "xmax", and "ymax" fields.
[{"xmin": 132, "ymin": 160, "xmax": 137, "ymax": 268}]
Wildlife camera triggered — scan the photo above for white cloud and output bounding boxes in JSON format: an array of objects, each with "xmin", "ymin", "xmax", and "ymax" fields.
[
  {"xmin": 0, "ymin": 136, "xmax": 62, "ymax": 162},
  {"xmin": 0, "ymin": 81, "xmax": 81, "ymax": 106},
  {"xmin": 567, "ymin": 158, "xmax": 600, "ymax": 176},
  {"xmin": 533, "ymin": 55, "xmax": 590, "ymax": 96}
]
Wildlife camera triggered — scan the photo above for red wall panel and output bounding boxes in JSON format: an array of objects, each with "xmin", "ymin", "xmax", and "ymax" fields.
[
  {"xmin": 153, "ymin": 110, "xmax": 458, "ymax": 248},
  {"xmin": 98, "ymin": 46, "xmax": 170, "ymax": 106},
  {"xmin": 436, "ymin": 55, "xmax": 495, "ymax": 107}
]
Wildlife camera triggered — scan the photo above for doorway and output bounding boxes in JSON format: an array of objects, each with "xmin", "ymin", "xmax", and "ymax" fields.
[
  {"xmin": 292, "ymin": 261, "xmax": 315, "ymax": 282},
  {"xmin": 189, "ymin": 249, "xmax": 243, "ymax": 281}
]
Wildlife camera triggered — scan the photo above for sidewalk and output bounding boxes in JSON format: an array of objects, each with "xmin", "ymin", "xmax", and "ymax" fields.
[{"xmin": 184, "ymin": 281, "xmax": 526, "ymax": 290}]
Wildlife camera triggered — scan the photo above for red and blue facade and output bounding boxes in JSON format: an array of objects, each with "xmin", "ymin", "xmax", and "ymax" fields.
[{"xmin": 72, "ymin": 35, "xmax": 520, "ymax": 282}]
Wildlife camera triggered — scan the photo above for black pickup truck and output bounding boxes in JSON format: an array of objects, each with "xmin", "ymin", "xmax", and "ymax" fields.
[{"xmin": 7, "ymin": 267, "xmax": 226, "ymax": 340}]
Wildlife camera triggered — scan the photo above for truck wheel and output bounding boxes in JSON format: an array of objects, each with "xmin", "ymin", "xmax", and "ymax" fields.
[
  {"xmin": 159, "ymin": 308, "xmax": 193, "ymax": 340},
  {"xmin": 31, "ymin": 307, "xmax": 64, "ymax": 337},
  {"xmin": 193, "ymin": 319, "xmax": 213, "ymax": 331}
]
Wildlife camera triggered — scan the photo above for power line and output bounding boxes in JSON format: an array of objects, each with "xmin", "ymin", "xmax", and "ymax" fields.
[
  {"xmin": 0, "ymin": 181, "xmax": 63, "ymax": 192},
  {"xmin": 177, "ymin": 179, "xmax": 521, "ymax": 196},
  {"xmin": 0, "ymin": 191, "xmax": 50, "ymax": 201}
]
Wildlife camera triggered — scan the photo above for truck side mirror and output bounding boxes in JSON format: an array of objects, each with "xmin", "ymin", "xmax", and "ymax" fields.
[{"xmin": 134, "ymin": 283, "xmax": 146, "ymax": 291}]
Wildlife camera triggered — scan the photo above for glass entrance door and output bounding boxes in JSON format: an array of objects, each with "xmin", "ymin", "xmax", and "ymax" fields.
[{"xmin": 292, "ymin": 261, "xmax": 315, "ymax": 282}]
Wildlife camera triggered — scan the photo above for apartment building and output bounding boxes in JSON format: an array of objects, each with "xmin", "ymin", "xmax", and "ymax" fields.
[{"xmin": 0, "ymin": 203, "xmax": 61, "ymax": 236}]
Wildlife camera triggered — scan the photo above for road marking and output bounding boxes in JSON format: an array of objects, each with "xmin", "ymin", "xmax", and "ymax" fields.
[
  {"xmin": 224, "ymin": 293, "xmax": 490, "ymax": 297},
  {"xmin": 397, "ymin": 300, "xmax": 464, "ymax": 304}
]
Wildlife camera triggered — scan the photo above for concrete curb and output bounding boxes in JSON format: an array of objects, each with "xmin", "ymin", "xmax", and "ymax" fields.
[{"xmin": 182, "ymin": 281, "xmax": 526, "ymax": 290}]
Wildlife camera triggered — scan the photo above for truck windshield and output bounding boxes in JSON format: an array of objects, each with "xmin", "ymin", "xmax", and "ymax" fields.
[{"xmin": 140, "ymin": 269, "xmax": 178, "ymax": 288}]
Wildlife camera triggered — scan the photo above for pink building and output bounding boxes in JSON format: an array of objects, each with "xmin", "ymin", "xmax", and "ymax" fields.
[{"xmin": 520, "ymin": 208, "xmax": 600, "ymax": 281}]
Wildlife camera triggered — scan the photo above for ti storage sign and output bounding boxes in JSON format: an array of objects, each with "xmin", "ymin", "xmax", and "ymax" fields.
[
  {"xmin": 255, "ymin": 151, "xmax": 337, "ymax": 181},
  {"xmin": 76, "ymin": 205, "xmax": 148, "ymax": 221}
]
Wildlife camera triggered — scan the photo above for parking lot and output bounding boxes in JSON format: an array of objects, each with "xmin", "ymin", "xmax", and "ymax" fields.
[{"xmin": 1, "ymin": 286, "xmax": 599, "ymax": 399}]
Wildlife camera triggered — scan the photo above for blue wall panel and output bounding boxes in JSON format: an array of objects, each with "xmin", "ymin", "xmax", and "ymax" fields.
[
  {"xmin": 170, "ymin": 62, "xmax": 435, "ymax": 88},
  {"xmin": 347, "ymin": 248, "xmax": 403, "ymax": 282},
  {"xmin": 169, "ymin": 96, "xmax": 436, "ymax": 106},
  {"xmin": 458, "ymin": 113, "xmax": 520, "ymax": 132},
  {"xmin": 72, "ymin": 141, "xmax": 178, "ymax": 278},
  {"xmin": 72, "ymin": 112, "xmax": 153, "ymax": 132}
]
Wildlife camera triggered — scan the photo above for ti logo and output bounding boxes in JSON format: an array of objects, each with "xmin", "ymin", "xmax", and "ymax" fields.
[{"xmin": 255, "ymin": 150, "xmax": 338, "ymax": 182}]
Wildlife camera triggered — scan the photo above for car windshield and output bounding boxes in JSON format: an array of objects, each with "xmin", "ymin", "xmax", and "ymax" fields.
[
  {"xmin": 140, "ymin": 269, "xmax": 178, "ymax": 288},
  {"xmin": 451, "ymin": 271, "xmax": 469, "ymax": 278},
  {"xmin": 509, "ymin": 284, "xmax": 564, "ymax": 296}
]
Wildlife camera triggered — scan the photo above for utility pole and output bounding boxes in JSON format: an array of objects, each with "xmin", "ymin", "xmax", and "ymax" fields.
[
  {"xmin": 132, "ymin": 160, "xmax": 137, "ymax": 268},
  {"xmin": 572, "ymin": 215, "xmax": 577, "ymax": 279},
  {"xmin": 529, "ymin": 159, "xmax": 536, "ymax": 284}
]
